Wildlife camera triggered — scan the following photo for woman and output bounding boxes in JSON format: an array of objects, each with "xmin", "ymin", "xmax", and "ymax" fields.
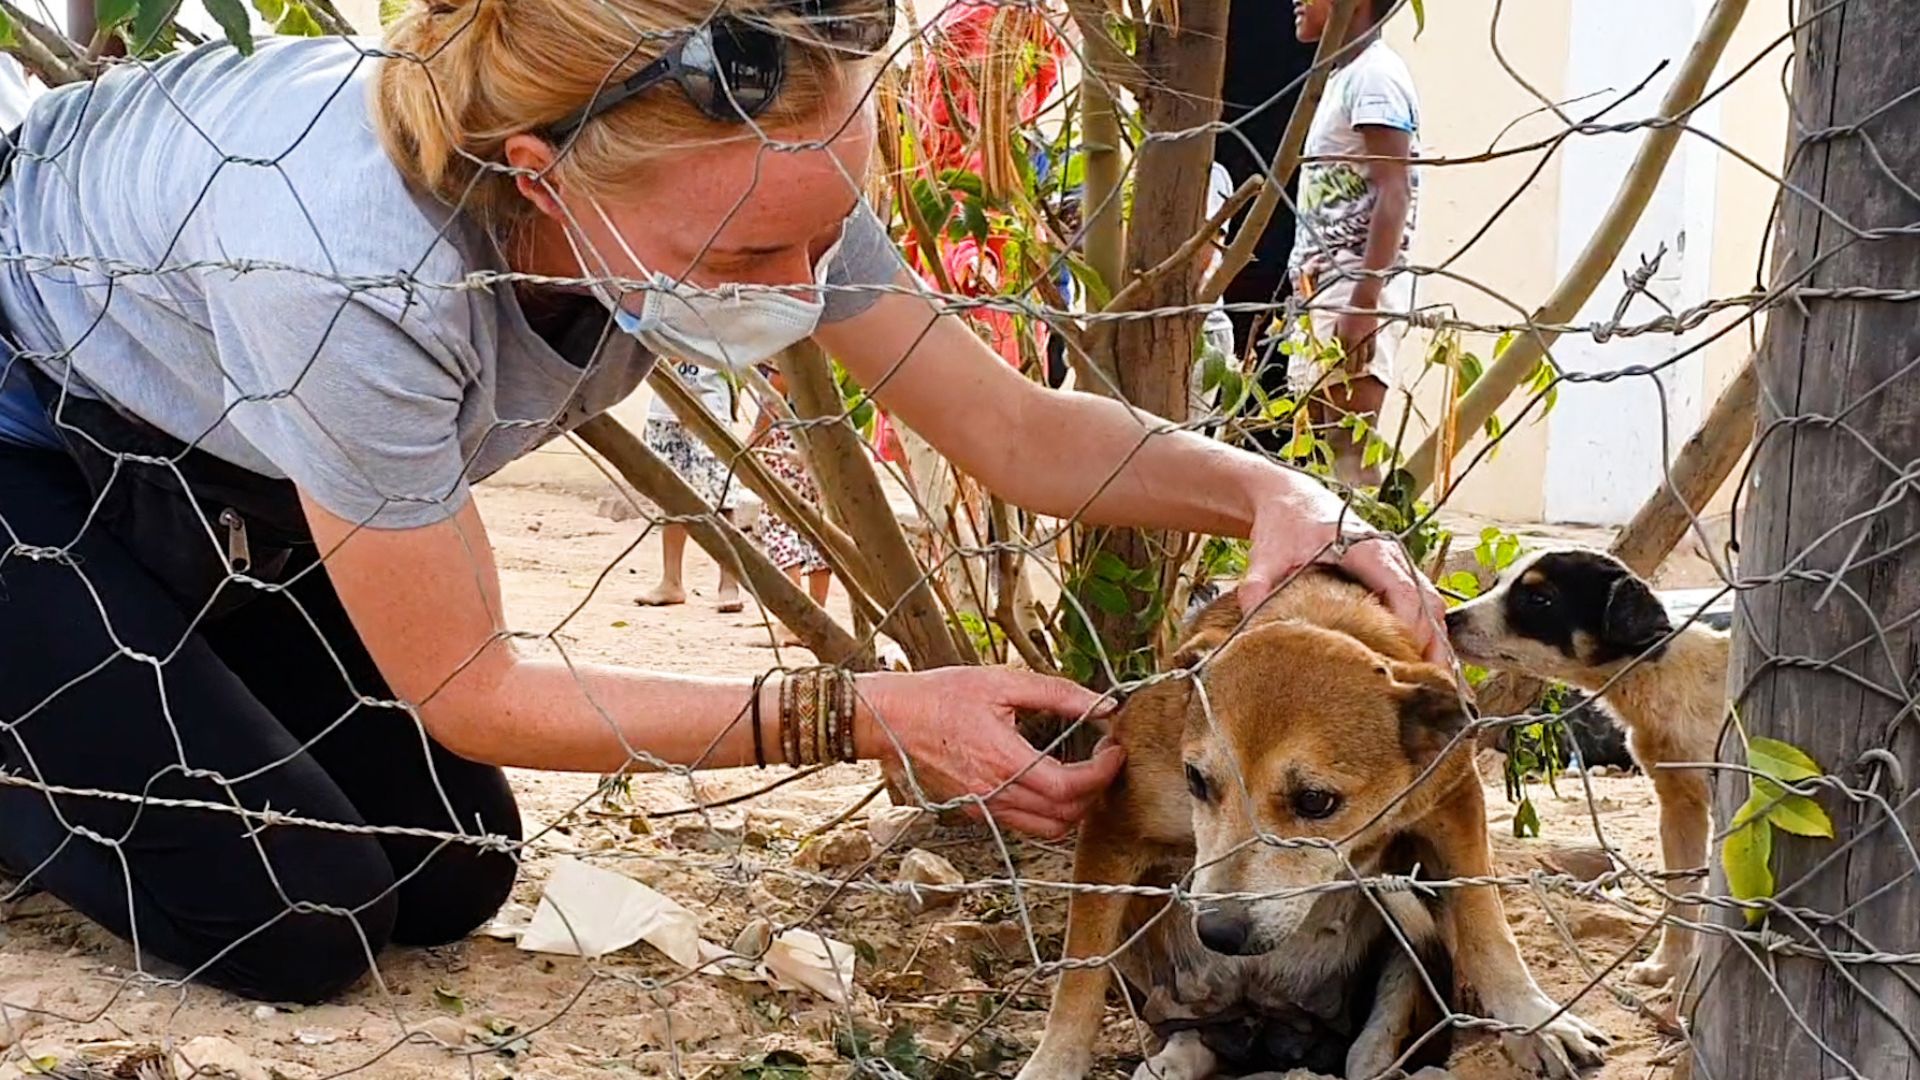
[{"xmin": 0, "ymin": 0, "xmax": 1445, "ymax": 1004}]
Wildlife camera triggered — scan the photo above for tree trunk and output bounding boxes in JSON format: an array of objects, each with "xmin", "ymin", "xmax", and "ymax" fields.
[
  {"xmin": 1688, "ymin": 4, "xmax": 1920, "ymax": 1076},
  {"xmin": 778, "ymin": 342, "xmax": 970, "ymax": 668},
  {"xmin": 1070, "ymin": 0, "xmax": 1230, "ymax": 689}
]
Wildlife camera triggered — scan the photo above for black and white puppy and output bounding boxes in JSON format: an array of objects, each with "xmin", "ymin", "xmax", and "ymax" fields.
[{"xmin": 1447, "ymin": 549, "xmax": 1729, "ymax": 990}]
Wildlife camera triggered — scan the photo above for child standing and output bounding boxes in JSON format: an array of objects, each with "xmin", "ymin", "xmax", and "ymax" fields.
[
  {"xmin": 1285, "ymin": 0, "xmax": 1421, "ymax": 487},
  {"xmin": 637, "ymin": 359, "xmax": 743, "ymax": 612},
  {"xmin": 749, "ymin": 364, "xmax": 833, "ymax": 646}
]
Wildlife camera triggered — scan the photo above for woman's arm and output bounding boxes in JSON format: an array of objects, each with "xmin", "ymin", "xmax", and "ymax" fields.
[
  {"xmin": 301, "ymin": 492, "xmax": 1123, "ymax": 836},
  {"xmin": 812, "ymin": 286, "xmax": 1447, "ymax": 662}
]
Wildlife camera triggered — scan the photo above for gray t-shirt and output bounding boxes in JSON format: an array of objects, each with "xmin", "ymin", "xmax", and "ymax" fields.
[{"xmin": 0, "ymin": 35, "xmax": 902, "ymax": 528}]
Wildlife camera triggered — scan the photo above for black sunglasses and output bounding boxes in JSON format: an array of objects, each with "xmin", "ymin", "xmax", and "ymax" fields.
[{"xmin": 545, "ymin": 0, "xmax": 896, "ymax": 139}]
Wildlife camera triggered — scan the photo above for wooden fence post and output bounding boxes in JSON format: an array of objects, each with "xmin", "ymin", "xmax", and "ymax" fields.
[{"xmin": 1688, "ymin": 3, "xmax": 1920, "ymax": 1075}]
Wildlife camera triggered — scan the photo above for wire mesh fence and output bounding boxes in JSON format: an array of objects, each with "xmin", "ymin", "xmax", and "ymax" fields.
[{"xmin": 0, "ymin": 0, "xmax": 1913, "ymax": 1077}]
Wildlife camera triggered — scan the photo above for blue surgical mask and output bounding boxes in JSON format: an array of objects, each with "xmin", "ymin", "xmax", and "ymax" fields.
[{"xmin": 576, "ymin": 197, "xmax": 842, "ymax": 373}]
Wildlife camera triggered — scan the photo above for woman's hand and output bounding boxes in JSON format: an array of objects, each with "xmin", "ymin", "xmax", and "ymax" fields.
[
  {"xmin": 858, "ymin": 667, "xmax": 1125, "ymax": 839},
  {"xmin": 1237, "ymin": 474, "xmax": 1452, "ymax": 667}
]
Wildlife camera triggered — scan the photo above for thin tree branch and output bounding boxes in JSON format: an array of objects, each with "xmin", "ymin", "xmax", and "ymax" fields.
[
  {"xmin": 1401, "ymin": 0, "xmax": 1754, "ymax": 497},
  {"xmin": 576, "ymin": 415, "xmax": 866, "ymax": 667},
  {"xmin": 0, "ymin": 0, "xmax": 85, "ymax": 84}
]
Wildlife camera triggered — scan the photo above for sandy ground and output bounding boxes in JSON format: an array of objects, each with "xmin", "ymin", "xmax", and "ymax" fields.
[{"xmin": 0, "ymin": 480, "xmax": 1703, "ymax": 1080}]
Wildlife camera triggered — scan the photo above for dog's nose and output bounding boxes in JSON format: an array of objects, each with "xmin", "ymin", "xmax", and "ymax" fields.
[
  {"xmin": 1195, "ymin": 908, "xmax": 1253, "ymax": 955},
  {"xmin": 1444, "ymin": 607, "xmax": 1467, "ymax": 632}
]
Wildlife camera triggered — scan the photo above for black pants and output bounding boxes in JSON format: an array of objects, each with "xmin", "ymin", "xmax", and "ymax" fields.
[
  {"xmin": 0, "ymin": 447, "xmax": 520, "ymax": 1003},
  {"xmin": 1222, "ymin": 265, "xmax": 1298, "ymax": 457}
]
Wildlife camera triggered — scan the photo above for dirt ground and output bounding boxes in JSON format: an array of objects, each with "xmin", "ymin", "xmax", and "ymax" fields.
[{"xmin": 0, "ymin": 480, "xmax": 1709, "ymax": 1080}]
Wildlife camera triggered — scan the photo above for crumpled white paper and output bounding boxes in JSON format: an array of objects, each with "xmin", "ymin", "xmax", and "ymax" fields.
[
  {"xmin": 763, "ymin": 929, "xmax": 858, "ymax": 1004},
  {"xmin": 517, "ymin": 857, "xmax": 701, "ymax": 966},
  {"xmin": 514, "ymin": 858, "xmax": 858, "ymax": 1002}
]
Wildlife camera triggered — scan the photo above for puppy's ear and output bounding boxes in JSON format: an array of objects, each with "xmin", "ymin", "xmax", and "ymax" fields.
[
  {"xmin": 1386, "ymin": 661, "xmax": 1472, "ymax": 766},
  {"xmin": 1601, "ymin": 573, "xmax": 1671, "ymax": 653}
]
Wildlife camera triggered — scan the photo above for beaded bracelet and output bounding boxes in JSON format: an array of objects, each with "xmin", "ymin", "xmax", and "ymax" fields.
[{"xmin": 771, "ymin": 667, "xmax": 859, "ymax": 766}]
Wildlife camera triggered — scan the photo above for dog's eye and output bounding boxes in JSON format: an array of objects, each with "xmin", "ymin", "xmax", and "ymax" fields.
[
  {"xmin": 1292, "ymin": 789, "xmax": 1340, "ymax": 820},
  {"xmin": 1518, "ymin": 588, "xmax": 1554, "ymax": 609},
  {"xmin": 1185, "ymin": 763, "xmax": 1211, "ymax": 802}
]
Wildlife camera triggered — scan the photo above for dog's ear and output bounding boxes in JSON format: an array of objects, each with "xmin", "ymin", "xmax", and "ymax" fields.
[
  {"xmin": 1386, "ymin": 661, "xmax": 1472, "ymax": 766},
  {"xmin": 1170, "ymin": 625, "xmax": 1233, "ymax": 670},
  {"xmin": 1601, "ymin": 573, "xmax": 1671, "ymax": 652},
  {"xmin": 1167, "ymin": 594, "xmax": 1244, "ymax": 670}
]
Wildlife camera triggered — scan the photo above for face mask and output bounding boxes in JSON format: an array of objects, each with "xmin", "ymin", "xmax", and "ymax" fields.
[{"xmin": 575, "ymin": 197, "xmax": 842, "ymax": 373}]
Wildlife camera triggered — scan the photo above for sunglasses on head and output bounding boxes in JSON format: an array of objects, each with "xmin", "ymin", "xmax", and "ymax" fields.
[{"xmin": 544, "ymin": 0, "xmax": 896, "ymax": 140}]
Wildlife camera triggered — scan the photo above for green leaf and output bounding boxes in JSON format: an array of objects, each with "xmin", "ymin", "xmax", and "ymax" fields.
[
  {"xmin": 0, "ymin": 10, "xmax": 14, "ymax": 47},
  {"xmin": 1724, "ymin": 797, "xmax": 1776, "ymax": 924},
  {"xmin": 127, "ymin": 0, "xmax": 177, "ymax": 52},
  {"xmin": 882, "ymin": 1024, "xmax": 923, "ymax": 1072},
  {"xmin": 1409, "ymin": 0, "xmax": 1426, "ymax": 36},
  {"xmin": 1456, "ymin": 350, "xmax": 1485, "ymax": 393},
  {"xmin": 1441, "ymin": 570, "xmax": 1480, "ymax": 598},
  {"xmin": 961, "ymin": 197, "xmax": 990, "ymax": 246},
  {"xmin": 1284, "ymin": 431, "xmax": 1317, "ymax": 460},
  {"xmin": 434, "ymin": 986, "xmax": 466, "ymax": 1014},
  {"xmin": 1200, "ymin": 350, "xmax": 1228, "ymax": 393},
  {"xmin": 96, "ymin": 0, "xmax": 139, "ymax": 27},
  {"xmin": 380, "ymin": 0, "xmax": 408, "ymax": 25},
  {"xmin": 1086, "ymin": 579, "xmax": 1130, "ymax": 617},
  {"xmin": 940, "ymin": 168, "xmax": 987, "ymax": 200},
  {"xmin": 204, "ymin": 0, "xmax": 256, "ymax": 52},
  {"xmin": 1512, "ymin": 797, "xmax": 1540, "ymax": 838},
  {"xmin": 1755, "ymin": 780, "xmax": 1835, "ymax": 839},
  {"xmin": 1062, "ymin": 149, "xmax": 1087, "ymax": 193},
  {"xmin": 274, "ymin": 0, "xmax": 325, "ymax": 36},
  {"xmin": 253, "ymin": 0, "xmax": 286, "ymax": 20},
  {"xmin": 1265, "ymin": 397, "xmax": 1296, "ymax": 421},
  {"xmin": 1749, "ymin": 737, "xmax": 1822, "ymax": 785},
  {"xmin": 1362, "ymin": 438, "xmax": 1390, "ymax": 470},
  {"xmin": 1061, "ymin": 252, "xmax": 1113, "ymax": 310},
  {"xmin": 908, "ymin": 178, "xmax": 955, "ymax": 238},
  {"xmin": 1090, "ymin": 550, "xmax": 1131, "ymax": 583},
  {"xmin": 1495, "ymin": 534, "xmax": 1521, "ymax": 570}
]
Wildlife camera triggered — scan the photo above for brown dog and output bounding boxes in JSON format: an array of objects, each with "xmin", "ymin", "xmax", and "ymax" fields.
[
  {"xmin": 1446, "ymin": 548, "xmax": 1729, "ymax": 990},
  {"xmin": 1017, "ymin": 569, "xmax": 1606, "ymax": 1080}
]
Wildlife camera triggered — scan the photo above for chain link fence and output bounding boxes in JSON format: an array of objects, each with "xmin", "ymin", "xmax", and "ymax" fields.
[{"xmin": 0, "ymin": 0, "xmax": 1914, "ymax": 1077}]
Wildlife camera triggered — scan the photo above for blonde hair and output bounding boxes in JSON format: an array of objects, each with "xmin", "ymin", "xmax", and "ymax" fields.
[{"xmin": 372, "ymin": 0, "xmax": 863, "ymax": 230}]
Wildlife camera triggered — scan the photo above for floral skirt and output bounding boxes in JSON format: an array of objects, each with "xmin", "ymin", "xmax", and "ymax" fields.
[
  {"xmin": 643, "ymin": 417, "xmax": 738, "ymax": 511},
  {"xmin": 753, "ymin": 427, "xmax": 829, "ymax": 574}
]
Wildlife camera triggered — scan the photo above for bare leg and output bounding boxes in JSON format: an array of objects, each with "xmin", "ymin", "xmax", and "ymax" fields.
[
  {"xmin": 638, "ymin": 523, "xmax": 689, "ymax": 606},
  {"xmin": 716, "ymin": 510, "xmax": 742, "ymax": 613},
  {"xmin": 1629, "ymin": 768, "xmax": 1711, "ymax": 989},
  {"xmin": 807, "ymin": 570, "xmax": 831, "ymax": 608}
]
